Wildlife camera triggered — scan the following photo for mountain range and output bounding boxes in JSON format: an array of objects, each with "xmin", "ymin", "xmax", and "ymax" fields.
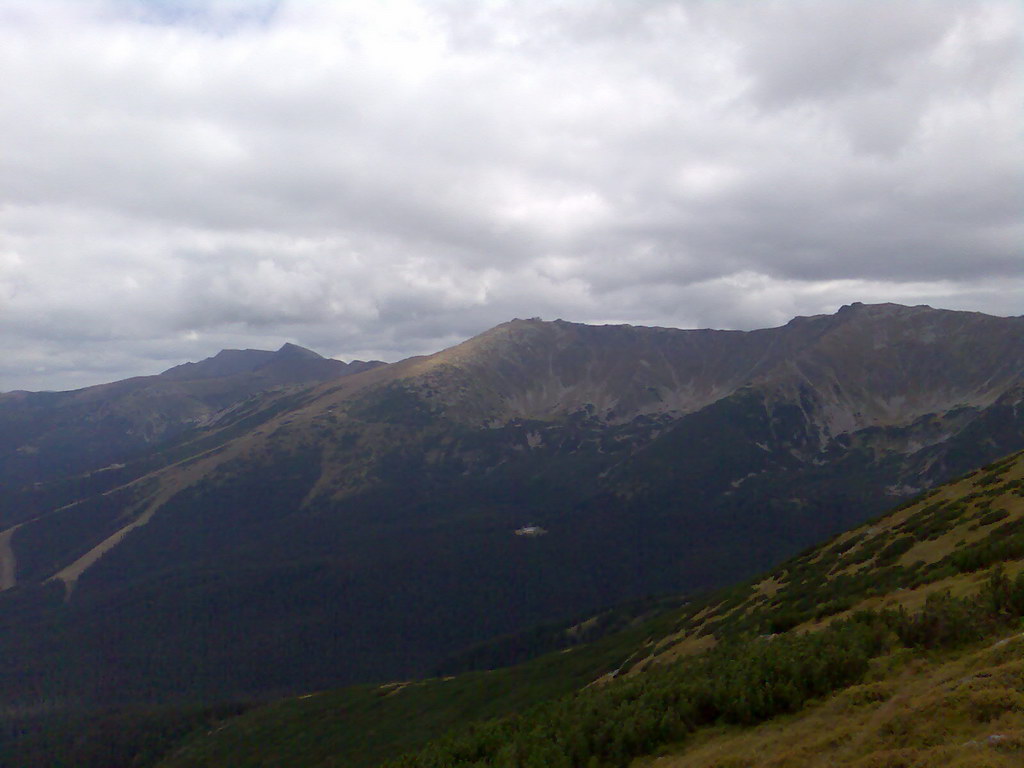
[
  {"xmin": 0, "ymin": 342, "xmax": 380, "ymax": 488},
  {"xmin": 1, "ymin": 302, "xmax": 1022, "ymax": 718}
]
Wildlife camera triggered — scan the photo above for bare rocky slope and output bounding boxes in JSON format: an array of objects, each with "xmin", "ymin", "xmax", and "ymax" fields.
[{"xmin": 0, "ymin": 303, "xmax": 1022, "ymax": 716}]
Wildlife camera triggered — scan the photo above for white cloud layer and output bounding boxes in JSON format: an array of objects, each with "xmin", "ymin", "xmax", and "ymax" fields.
[{"xmin": 0, "ymin": 0, "xmax": 1021, "ymax": 390}]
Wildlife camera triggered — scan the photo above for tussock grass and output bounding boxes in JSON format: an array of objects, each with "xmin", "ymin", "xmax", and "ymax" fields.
[{"xmin": 645, "ymin": 632, "xmax": 1024, "ymax": 768}]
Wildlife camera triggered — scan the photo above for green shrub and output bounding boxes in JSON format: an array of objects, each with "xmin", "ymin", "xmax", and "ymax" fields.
[
  {"xmin": 975, "ymin": 508, "xmax": 1010, "ymax": 527},
  {"xmin": 386, "ymin": 617, "xmax": 889, "ymax": 767},
  {"xmin": 876, "ymin": 536, "xmax": 915, "ymax": 564}
]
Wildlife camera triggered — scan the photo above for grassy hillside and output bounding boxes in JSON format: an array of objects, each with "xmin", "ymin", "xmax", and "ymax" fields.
[
  {"xmin": 155, "ymin": 449, "xmax": 1024, "ymax": 768},
  {"xmin": 640, "ymin": 633, "xmax": 1024, "ymax": 767},
  {"xmin": 156, "ymin": 618, "xmax": 667, "ymax": 768}
]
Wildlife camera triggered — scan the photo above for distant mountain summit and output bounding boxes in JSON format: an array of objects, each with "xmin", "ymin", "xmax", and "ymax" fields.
[
  {"xmin": 160, "ymin": 343, "xmax": 378, "ymax": 384},
  {"xmin": 159, "ymin": 347, "xmax": 280, "ymax": 380},
  {"xmin": 0, "ymin": 344, "xmax": 383, "ymax": 488},
  {"xmin": 0, "ymin": 304, "xmax": 1022, "ymax": 712}
]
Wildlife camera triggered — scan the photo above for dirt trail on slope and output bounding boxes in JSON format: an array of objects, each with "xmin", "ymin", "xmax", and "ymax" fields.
[
  {"xmin": 49, "ymin": 461, "xmax": 212, "ymax": 597},
  {"xmin": 45, "ymin": 377, "xmax": 353, "ymax": 597},
  {"xmin": 0, "ymin": 525, "xmax": 21, "ymax": 591}
]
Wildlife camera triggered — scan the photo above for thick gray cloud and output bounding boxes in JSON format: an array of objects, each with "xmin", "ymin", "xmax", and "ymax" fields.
[{"xmin": 0, "ymin": 0, "xmax": 1020, "ymax": 390}]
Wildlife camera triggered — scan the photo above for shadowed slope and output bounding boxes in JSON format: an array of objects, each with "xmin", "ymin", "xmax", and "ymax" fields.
[{"xmin": 153, "ymin": 449, "xmax": 1024, "ymax": 768}]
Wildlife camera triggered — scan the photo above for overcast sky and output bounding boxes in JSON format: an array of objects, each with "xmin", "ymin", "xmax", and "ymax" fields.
[{"xmin": 1, "ymin": 0, "xmax": 1021, "ymax": 391}]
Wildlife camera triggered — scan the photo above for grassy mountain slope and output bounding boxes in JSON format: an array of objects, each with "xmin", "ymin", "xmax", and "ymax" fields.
[
  {"xmin": 641, "ymin": 635, "xmax": 1024, "ymax": 767},
  {"xmin": 153, "ymin": 448, "xmax": 1024, "ymax": 768}
]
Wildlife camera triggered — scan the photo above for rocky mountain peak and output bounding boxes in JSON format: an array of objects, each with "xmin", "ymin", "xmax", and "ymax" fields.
[
  {"xmin": 159, "ymin": 348, "xmax": 277, "ymax": 381},
  {"xmin": 369, "ymin": 305, "xmax": 1024, "ymax": 430},
  {"xmin": 274, "ymin": 342, "xmax": 325, "ymax": 360}
]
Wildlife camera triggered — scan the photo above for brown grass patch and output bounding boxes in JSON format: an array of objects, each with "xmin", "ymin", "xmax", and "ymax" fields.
[{"xmin": 639, "ymin": 633, "xmax": 1024, "ymax": 768}]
